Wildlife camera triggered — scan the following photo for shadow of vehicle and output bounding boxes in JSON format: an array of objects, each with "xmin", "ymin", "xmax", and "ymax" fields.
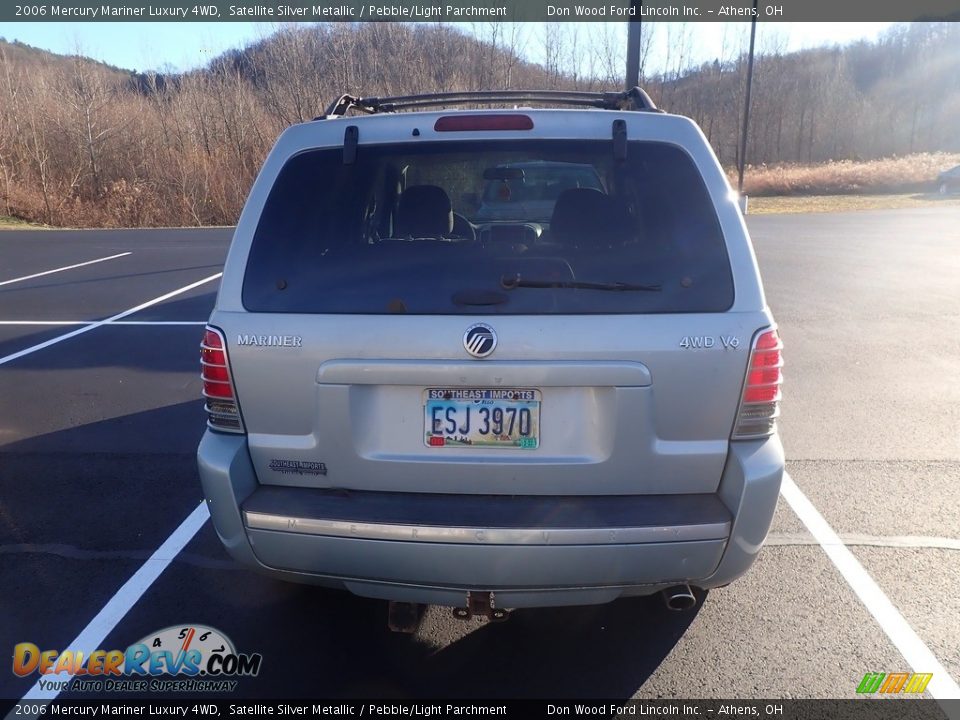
[
  {"xmin": 101, "ymin": 563, "xmax": 704, "ymax": 700},
  {"xmin": 2, "ymin": 398, "xmax": 703, "ymax": 701}
]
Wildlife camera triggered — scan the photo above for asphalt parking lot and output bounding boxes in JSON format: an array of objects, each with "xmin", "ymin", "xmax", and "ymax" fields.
[{"xmin": 1, "ymin": 209, "xmax": 958, "ymax": 705}]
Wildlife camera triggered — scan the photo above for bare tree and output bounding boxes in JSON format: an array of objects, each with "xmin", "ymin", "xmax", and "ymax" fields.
[{"xmin": 57, "ymin": 50, "xmax": 119, "ymax": 200}]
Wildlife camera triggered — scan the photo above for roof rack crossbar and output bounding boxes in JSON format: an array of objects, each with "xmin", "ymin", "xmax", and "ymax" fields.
[
  {"xmin": 375, "ymin": 95, "xmax": 612, "ymax": 112},
  {"xmin": 321, "ymin": 88, "xmax": 659, "ymax": 118}
]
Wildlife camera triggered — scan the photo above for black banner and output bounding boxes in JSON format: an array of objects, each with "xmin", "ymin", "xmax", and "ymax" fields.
[
  {"xmin": 3, "ymin": 0, "xmax": 960, "ymax": 23},
  {"xmin": 2, "ymin": 699, "xmax": 958, "ymax": 720}
]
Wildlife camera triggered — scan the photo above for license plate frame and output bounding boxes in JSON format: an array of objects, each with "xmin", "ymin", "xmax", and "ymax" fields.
[{"xmin": 423, "ymin": 388, "xmax": 541, "ymax": 449}]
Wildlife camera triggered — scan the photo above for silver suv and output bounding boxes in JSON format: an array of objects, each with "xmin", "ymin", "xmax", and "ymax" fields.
[{"xmin": 197, "ymin": 89, "xmax": 784, "ymax": 622}]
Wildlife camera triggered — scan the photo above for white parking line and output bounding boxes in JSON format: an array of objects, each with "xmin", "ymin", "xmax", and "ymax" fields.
[
  {"xmin": 780, "ymin": 473, "xmax": 960, "ymax": 700},
  {"xmin": 0, "ymin": 273, "xmax": 221, "ymax": 367},
  {"xmin": 767, "ymin": 532, "xmax": 960, "ymax": 551},
  {"xmin": 0, "ymin": 252, "xmax": 131, "ymax": 287},
  {"xmin": 19, "ymin": 502, "xmax": 210, "ymax": 702},
  {"xmin": 0, "ymin": 320, "xmax": 207, "ymax": 326}
]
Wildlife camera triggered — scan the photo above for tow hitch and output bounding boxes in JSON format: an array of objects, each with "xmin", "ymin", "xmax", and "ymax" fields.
[{"xmin": 452, "ymin": 591, "xmax": 509, "ymax": 622}]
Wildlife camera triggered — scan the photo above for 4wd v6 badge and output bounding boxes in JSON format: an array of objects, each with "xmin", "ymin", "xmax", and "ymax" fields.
[{"xmin": 680, "ymin": 335, "xmax": 741, "ymax": 349}]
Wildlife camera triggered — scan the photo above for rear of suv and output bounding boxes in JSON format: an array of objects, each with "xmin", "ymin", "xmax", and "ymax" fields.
[{"xmin": 197, "ymin": 88, "xmax": 784, "ymax": 616}]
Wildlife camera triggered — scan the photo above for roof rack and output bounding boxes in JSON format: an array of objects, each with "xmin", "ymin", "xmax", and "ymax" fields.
[{"xmin": 321, "ymin": 87, "xmax": 660, "ymax": 118}]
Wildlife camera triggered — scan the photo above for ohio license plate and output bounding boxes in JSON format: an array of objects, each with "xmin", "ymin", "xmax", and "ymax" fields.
[{"xmin": 423, "ymin": 388, "xmax": 540, "ymax": 449}]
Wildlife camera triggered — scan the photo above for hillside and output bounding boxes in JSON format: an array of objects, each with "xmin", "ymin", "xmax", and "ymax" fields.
[
  {"xmin": 660, "ymin": 23, "xmax": 960, "ymax": 166},
  {"xmin": 0, "ymin": 23, "xmax": 958, "ymax": 227},
  {"xmin": 0, "ymin": 37, "xmax": 129, "ymax": 78}
]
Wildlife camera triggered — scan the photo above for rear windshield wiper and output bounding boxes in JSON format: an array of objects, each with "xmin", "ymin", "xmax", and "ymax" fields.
[{"xmin": 500, "ymin": 274, "xmax": 661, "ymax": 292}]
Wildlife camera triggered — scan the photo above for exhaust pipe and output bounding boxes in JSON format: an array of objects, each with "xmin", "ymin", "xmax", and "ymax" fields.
[{"xmin": 661, "ymin": 584, "xmax": 697, "ymax": 611}]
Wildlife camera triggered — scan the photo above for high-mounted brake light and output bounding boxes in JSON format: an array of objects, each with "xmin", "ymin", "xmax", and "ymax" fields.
[
  {"xmin": 732, "ymin": 328, "xmax": 783, "ymax": 439},
  {"xmin": 434, "ymin": 114, "xmax": 534, "ymax": 132},
  {"xmin": 201, "ymin": 327, "xmax": 245, "ymax": 433}
]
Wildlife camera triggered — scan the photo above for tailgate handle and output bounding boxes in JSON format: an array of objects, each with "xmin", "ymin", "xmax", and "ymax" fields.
[{"xmin": 317, "ymin": 360, "xmax": 652, "ymax": 387}]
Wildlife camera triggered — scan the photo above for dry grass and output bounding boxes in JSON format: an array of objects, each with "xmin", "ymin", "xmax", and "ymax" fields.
[
  {"xmin": 748, "ymin": 193, "xmax": 960, "ymax": 215},
  {"xmin": 733, "ymin": 153, "xmax": 960, "ymax": 197},
  {"xmin": 0, "ymin": 215, "xmax": 44, "ymax": 230}
]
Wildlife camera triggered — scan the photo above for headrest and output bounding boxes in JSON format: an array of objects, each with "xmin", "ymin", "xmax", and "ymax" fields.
[
  {"xmin": 549, "ymin": 188, "xmax": 630, "ymax": 246},
  {"xmin": 395, "ymin": 185, "xmax": 454, "ymax": 238}
]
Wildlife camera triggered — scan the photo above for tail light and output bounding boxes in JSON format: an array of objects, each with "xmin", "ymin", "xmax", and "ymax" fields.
[
  {"xmin": 201, "ymin": 327, "xmax": 244, "ymax": 433},
  {"xmin": 732, "ymin": 327, "xmax": 783, "ymax": 439}
]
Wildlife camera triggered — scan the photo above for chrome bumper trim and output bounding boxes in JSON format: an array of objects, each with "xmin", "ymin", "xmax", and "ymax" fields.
[{"xmin": 243, "ymin": 511, "xmax": 730, "ymax": 545}]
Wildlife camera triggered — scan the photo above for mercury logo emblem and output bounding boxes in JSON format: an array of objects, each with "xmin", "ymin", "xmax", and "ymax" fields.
[{"xmin": 463, "ymin": 324, "xmax": 497, "ymax": 358}]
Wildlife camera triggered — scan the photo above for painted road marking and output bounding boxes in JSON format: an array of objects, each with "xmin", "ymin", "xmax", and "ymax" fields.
[
  {"xmin": 780, "ymin": 473, "xmax": 960, "ymax": 700},
  {"xmin": 0, "ymin": 252, "xmax": 131, "ymax": 287},
  {"xmin": 0, "ymin": 320, "xmax": 207, "ymax": 325},
  {"xmin": 19, "ymin": 502, "xmax": 210, "ymax": 702},
  {"xmin": 0, "ymin": 273, "xmax": 221, "ymax": 367},
  {"xmin": 766, "ymin": 533, "xmax": 960, "ymax": 551}
]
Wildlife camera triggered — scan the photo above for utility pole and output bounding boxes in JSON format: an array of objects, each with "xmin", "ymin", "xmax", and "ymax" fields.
[
  {"xmin": 625, "ymin": 0, "xmax": 642, "ymax": 89},
  {"xmin": 737, "ymin": 0, "xmax": 759, "ymax": 194}
]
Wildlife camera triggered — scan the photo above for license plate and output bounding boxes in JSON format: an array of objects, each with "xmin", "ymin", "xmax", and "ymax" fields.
[{"xmin": 423, "ymin": 388, "xmax": 540, "ymax": 449}]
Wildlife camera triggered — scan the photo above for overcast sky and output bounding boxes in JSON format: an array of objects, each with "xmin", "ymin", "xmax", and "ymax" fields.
[{"xmin": 0, "ymin": 21, "xmax": 895, "ymax": 75}]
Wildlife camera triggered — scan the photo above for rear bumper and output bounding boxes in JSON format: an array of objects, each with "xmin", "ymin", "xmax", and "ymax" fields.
[{"xmin": 197, "ymin": 431, "xmax": 783, "ymax": 608}]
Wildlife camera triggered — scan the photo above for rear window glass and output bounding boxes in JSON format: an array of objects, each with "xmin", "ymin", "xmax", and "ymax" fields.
[
  {"xmin": 479, "ymin": 163, "xmax": 605, "ymax": 214},
  {"xmin": 242, "ymin": 140, "xmax": 733, "ymax": 314}
]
